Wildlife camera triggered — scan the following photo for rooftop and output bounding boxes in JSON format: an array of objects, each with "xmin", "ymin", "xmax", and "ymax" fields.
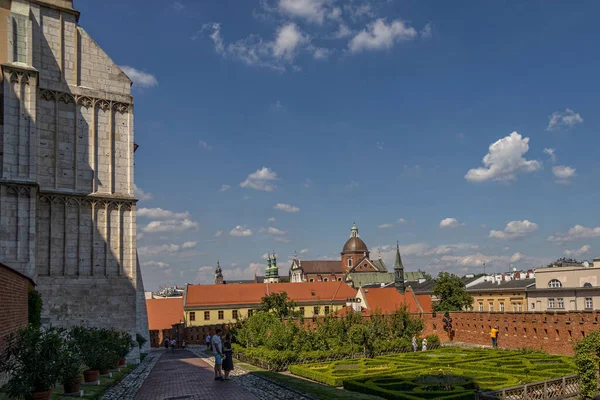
[
  {"xmin": 467, "ymin": 278, "xmax": 536, "ymax": 291},
  {"xmin": 361, "ymin": 286, "xmax": 433, "ymax": 313},
  {"xmin": 146, "ymin": 297, "xmax": 184, "ymax": 330}
]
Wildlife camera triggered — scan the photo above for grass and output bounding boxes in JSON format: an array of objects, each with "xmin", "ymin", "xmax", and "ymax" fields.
[{"xmin": 287, "ymin": 348, "xmax": 577, "ymax": 399}]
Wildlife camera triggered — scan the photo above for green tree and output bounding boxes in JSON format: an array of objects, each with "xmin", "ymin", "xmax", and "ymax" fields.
[
  {"xmin": 574, "ymin": 331, "xmax": 600, "ymax": 399},
  {"xmin": 259, "ymin": 292, "xmax": 301, "ymax": 319},
  {"xmin": 432, "ymin": 272, "xmax": 473, "ymax": 311}
]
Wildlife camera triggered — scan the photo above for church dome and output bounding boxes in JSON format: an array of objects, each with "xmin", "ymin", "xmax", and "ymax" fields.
[{"xmin": 342, "ymin": 237, "xmax": 369, "ymax": 254}]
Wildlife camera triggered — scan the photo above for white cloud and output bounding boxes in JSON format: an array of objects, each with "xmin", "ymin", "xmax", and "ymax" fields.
[
  {"xmin": 199, "ymin": 140, "xmax": 212, "ymax": 150},
  {"xmin": 420, "ymin": 22, "xmax": 432, "ymax": 38},
  {"xmin": 195, "ymin": 266, "xmax": 214, "ymax": 283},
  {"xmin": 489, "ymin": 220, "xmax": 538, "ymax": 240},
  {"xmin": 230, "ymin": 225, "xmax": 253, "ymax": 237},
  {"xmin": 272, "ymin": 23, "xmax": 309, "ymax": 60},
  {"xmin": 548, "ymin": 225, "xmax": 600, "ymax": 242},
  {"xmin": 334, "ymin": 23, "xmax": 353, "ymax": 39},
  {"xmin": 120, "ymin": 66, "xmax": 158, "ymax": 88},
  {"xmin": 552, "ymin": 165, "xmax": 576, "ymax": 184},
  {"xmin": 240, "ymin": 167, "xmax": 279, "ymax": 191},
  {"xmin": 141, "ymin": 260, "xmax": 170, "ymax": 269},
  {"xmin": 312, "ymin": 47, "xmax": 331, "ymax": 60},
  {"xmin": 201, "ymin": 22, "xmax": 225, "ymax": 53},
  {"xmin": 300, "ymin": 248, "xmax": 309, "ymax": 254},
  {"xmin": 344, "ymin": 3, "xmax": 374, "ymax": 21},
  {"xmin": 547, "ymin": 108, "xmax": 583, "ymax": 131},
  {"xmin": 346, "ymin": 181, "xmax": 359, "ymax": 189},
  {"xmin": 268, "ymin": 217, "xmax": 277, "ymax": 223},
  {"xmin": 215, "ymin": 230, "xmax": 224, "ymax": 237},
  {"xmin": 142, "ymin": 219, "xmax": 199, "ymax": 233},
  {"xmin": 173, "ymin": 2, "xmax": 184, "ymax": 11},
  {"xmin": 465, "ymin": 131, "xmax": 541, "ymax": 182},
  {"xmin": 397, "ymin": 218, "xmax": 407, "ymax": 224},
  {"xmin": 134, "ymin": 184, "xmax": 153, "ymax": 201},
  {"xmin": 274, "ymin": 237, "xmax": 291, "ymax": 243},
  {"xmin": 376, "ymin": 141, "xmax": 384, "ymax": 150},
  {"xmin": 137, "ymin": 208, "xmax": 190, "ymax": 220},
  {"xmin": 274, "ymin": 203, "xmax": 300, "ymax": 213},
  {"xmin": 564, "ymin": 245, "xmax": 591, "ymax": 258},
  {"xmin": 377, "ymin": 223, "xmax": 395, "ymax": 229},
  {"xmin": 219, "ymin": 184, "xmax": 231, "ymax": 192},
  {"xmin": 543, "ymin": 148, "xmax": 557, "ymax": 163},
  {"xmin": 265, "ymin": 227, "xmax": 287, "ymax": 235},
  {"xmin": 278, "ymin": 0, "xmax": 329, "ymax": 24},
  {"xmin": 439, "ymin": 218, "xmax": 463, "ymax": 229},
  {"xmin": 349, "ymin": 18, "xmax": 418, "ymax": 53},
  {"xmin": 138, "ymin": 242, "xmax": 196, "ymax": 256}
]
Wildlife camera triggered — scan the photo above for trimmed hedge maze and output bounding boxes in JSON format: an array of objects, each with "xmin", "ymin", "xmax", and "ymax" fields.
[{"xmin": 288, "ymin": 348, "xmax": 576, "ymax": 399}]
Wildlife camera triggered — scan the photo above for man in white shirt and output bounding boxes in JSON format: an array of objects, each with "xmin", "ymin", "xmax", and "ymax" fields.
[
  {"xmin": 211, "ymin": 329, "xmax": 224, "ymax": 381},
  {"xmin": 205, "ymin": 334, "xmax": 211, "ymax": 350}
]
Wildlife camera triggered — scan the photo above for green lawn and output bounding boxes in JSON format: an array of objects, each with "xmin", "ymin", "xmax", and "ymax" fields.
[{"xmin": 287, "ymin": 348, "xmax": 577, "ymax": 399}]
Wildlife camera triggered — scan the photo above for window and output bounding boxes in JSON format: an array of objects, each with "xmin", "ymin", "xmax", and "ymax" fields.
[
  {"xmin": 500, "ymin": 303, "xmax": 505, "ymax": 312},
  {"xmin": 518, "ymin": 303, "xmax": 522, "ymax": 312},
  {"xmin": 548, "ymin": 298, "xmax": 555, "ymax": 308},
  {"xmin": 584, "ymin": 282, "xmax": 592, "ymax": 288},
  {"xmin": 348, "ymin": 258, "xmax": 352, "ymax": 267},
  {"xmin": 313, "ymin": 306, "xmax": 319, "ymax": 315},
  {"xmin": 204, "ymin": 311, "xmax": 210, "ymax": 320},
  {"xmin": 363, "ymin": 263, "xmax": 367, "ymax": 269},
  {"xmin": 232, "ymin": 310, "xmax": 238, "ymax": 319},
  {"xmin": 299, "ymin": 307, "xmax": 305, "ymax": 315},
  {"xmin": 586, "ymin": 298, "xmax": 593, "ymax": 309},
  {"xmin": 489, "ymin": 304, "xmax": 494, "ymax": 312},
  {"xmin": 218, "ymin": 311, "xmax": 224, "ymax": 319},
  {"xmin": 323, "ymin": 278, "xmax": 328, "ymax": 282},
  {"xmin": 548, "ymin": 279, "xmax": 562, "ymax": 288},
  {"xmin": 478, "ymin": 303, "xmax": 483, "ymax": 312},
  {"xmin": 324, "ymin": 306, "xmax": 330, "ymax": 315},
  {"xmin": 512, "ymin": 303, "xmax": 517, "ymax": 312},
  {"xmin": 190, "ymin": 312, "xmax": 196, "ymax": 321},
  {"xmin": 557, "ymin": 298, "xmax": 564, "ymax": 309},
  {"xmin": 337, "ymin": 277, "xmax": 342, "ymax": 281},
  {"xmin": 309, "ymin": 278, "xmax": 314, "ymax": 282},
  {"xmin": 248, "ymin": 309, "xmax": 253, "ymax": 317},
  {"xmin": 12, "ymin": 17, "xmax": 26, "ymax": 63},
  {"xmin": 531, "ymin": 303, "xmax": 535, "ymax": 310}
]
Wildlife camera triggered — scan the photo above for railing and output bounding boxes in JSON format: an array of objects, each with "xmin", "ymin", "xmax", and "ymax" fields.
[
  {"xmin": 233, "ymin": 344, "xmax": 441, "ymax": 372},
  {"xmin": 477, "ymin": 375, "xmax": 579, "ymax": 400}
]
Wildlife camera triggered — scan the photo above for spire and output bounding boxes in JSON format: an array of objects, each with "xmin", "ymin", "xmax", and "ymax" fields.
[
  {"xmin": 215, "ymin": 260, "xmax": 223, "ymax": 284},
  {"xmin": 266, "ymin": 252, "xmax": 272, "ymax": 278},
  {"xmin": 394, "ymin": 241, "xmax": 405, "ymax": 294},
  {"xmin": 350, "ymin": 221, "xmax": 359, "ymax": 238},
  {"xmin": 272, "ymin": 251, "xmax": 279, "ymax": 279}
]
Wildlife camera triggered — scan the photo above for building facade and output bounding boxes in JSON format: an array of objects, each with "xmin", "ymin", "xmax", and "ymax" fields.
[
  {"xmin": 468, "ymin": 279, "xmax": 535, "ymax": 312},
  {"xmin": 527, "ymin": 259, "xmax": 600, "ymax": 311},
  {"xmin": 0, "ymin": 0, "xmax": 147, "ymax": 357},
  {"xmin": 183, "ymin": 281, "xmax": 357, "ymax": 327}
]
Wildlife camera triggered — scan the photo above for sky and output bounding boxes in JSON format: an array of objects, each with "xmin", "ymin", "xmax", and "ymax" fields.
[{"xmin": 77, "ymin": 0, "xmax": 600, "ymax": 291}]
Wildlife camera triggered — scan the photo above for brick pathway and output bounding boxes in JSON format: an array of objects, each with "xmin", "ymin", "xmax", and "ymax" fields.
[{"xmin": 134, "ymin": 350, "xmax": 259, "ymax": 400}]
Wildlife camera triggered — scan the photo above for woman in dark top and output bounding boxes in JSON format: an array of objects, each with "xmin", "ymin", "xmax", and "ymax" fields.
[{"xmin": 222, "ymin": 333, "xmax": 234, "ymax": 380}]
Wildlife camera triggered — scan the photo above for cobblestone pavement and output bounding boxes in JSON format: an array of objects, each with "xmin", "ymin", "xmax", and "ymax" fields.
[
  {"xmin": 188, "ymin": 347, "xmax": 316, "ymax": 400},
  {"xmin": 102, "ymin": 351, "xmax": 161, "ymax": 400},
  {"xmin": 134, "ymin": 349, "xmax": 259, "ymax": 400}
]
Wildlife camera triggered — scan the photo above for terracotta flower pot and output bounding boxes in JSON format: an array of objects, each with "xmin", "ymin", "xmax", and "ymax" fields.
[
  {"xmin": 83, "ymin": 369, "xmax": 99, "ymax": 382},
  {"xmin": 99, "ymin": 368, "xmax": 110, "ymax": 375},
  {"xmin": 63, "ymin": 377, "xmax": 82, "ymax": 394},
  {"xmin": 118, "ymin": 357, "xmax": 126, "ymax": 366},
  {"xmin": 31, "ymin": 391, "xmax": 52, "ymax": 400}
]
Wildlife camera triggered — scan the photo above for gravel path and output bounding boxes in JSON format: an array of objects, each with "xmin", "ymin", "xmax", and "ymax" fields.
[{"xmin": 101, "ymin": 351, "xmax": 161, "ymax": 400}]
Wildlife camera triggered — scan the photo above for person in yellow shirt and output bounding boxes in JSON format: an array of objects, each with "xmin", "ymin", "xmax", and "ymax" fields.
[{"xmin": 490, "ymin": 326, "xmax": 499, "ymax": 348}]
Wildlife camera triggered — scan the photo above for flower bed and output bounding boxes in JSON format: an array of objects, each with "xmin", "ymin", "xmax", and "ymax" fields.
[{"xmin": 288, "ymin": 348, "xmax": 576, "ymax": 398}]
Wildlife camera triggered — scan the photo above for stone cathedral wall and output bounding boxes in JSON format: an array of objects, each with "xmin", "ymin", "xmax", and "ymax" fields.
[{"xmin": 0, "ymin": 0, "xmax": 148, "ymax": 357}]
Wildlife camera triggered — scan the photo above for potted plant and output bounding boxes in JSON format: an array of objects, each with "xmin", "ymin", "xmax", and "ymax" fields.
[
  {"xmin": 71, "ymin": 326, "xmax": 103, "ymax": 382},
  {"xmin": 116, "ymin": 331, "xmax": 134, "ymax": 367},
  {"xmin": 0, "ymin": 325, "xmax": 64, "ymax": 400},
  {"xmin": 60, "ymin": 333, "xmax": 85, "ymax": 394},
  {"xmin": 98, "ymin": 328, "xmax": 121, "ymax": 374}
]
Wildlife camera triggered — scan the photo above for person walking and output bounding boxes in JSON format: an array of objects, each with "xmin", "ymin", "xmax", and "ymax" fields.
[
  {"xmin": 412, "ymin": 335, "xmax": 418, "ymax": 352},
  {"xmin": 181, "ymin": 340, "xmax": 186, "ymax": 350},
  {"xmin": 223, "ymin": 333, "xmax": 234, "ymax": 380},
  {"xmin": 164, "ymin": 337, "xmax": 169, "ymax": 349},
  {"xmin": 170, "ymin": 338, "xmax": 176, "ymax": 353},
  {"xmin": 212, "ymin": 329, "xmax": 224, "ymax": 381},
  {"xmin": 422, "ymin": 338, "xmax": 427, "ymax": 351},
  {"xmin": 205, "ymin": 333, "xmax": 211, "ymax": 350},
  {"xmin": 490, "ymin": 326, "xmax": 499, "ymax": 348}
]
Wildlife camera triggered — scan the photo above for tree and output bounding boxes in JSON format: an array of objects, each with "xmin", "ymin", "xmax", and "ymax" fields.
[
  {"xmin": 259, "ymin": 292, "xmax": 301, "ymax": 319},
  {"xmin": 432, "ymin": 272, "xmax": 473, "ymax": 312},
  {"xmin": 574, "ymin": 331, "xmax": 600, "ymax": 399},
  {"xmin": 418, "ymin": 269, "xmax": 433, "ymax": 281}
]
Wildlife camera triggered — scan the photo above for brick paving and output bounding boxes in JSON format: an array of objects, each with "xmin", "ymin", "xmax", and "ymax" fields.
[{"xmin": 134, "ymin": 350, "xmax": 259, "ymax": 400}]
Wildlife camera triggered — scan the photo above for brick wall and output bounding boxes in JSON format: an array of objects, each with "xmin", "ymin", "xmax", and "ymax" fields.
[
  {"xmin": 0, "ymin": 264, "xmax": 33, "ymax": 353},
  {"xmin": 422, "ymin": 311, "xmax": 600, "ymax": 355}
]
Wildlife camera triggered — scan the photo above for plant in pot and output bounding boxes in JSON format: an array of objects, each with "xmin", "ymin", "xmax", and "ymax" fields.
[
  {"xmin": 98, "ymin": 328, "xmax": 122, "ymax": 374},
  {"xmin": 60, "ymin": 332, "xmax": 85, "ymax": 394},
  {"xmin": 0, "ymin": 325, "xmax": 65, "ymax": 400},
  {"xmin": 116, "ymin": 331, "xmax": 134, "ymax": 367},
  {"xmin": 71, "ymin": 326, "xmax": 103, "ymax": 382}
]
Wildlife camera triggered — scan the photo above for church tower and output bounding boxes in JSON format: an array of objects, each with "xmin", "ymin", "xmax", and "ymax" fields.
[
  {"xmin": 341, "ymin": 222, "xmax": 370, "ymax": 271},
  {"xmin": 215, "ymin": 261, "xmax": 223, "ymax": 284},
  {"xmin": 394, "ymin": 242, "xmax": 405, "ymax": 294},
  {"xmin": 265, "ymin": 252, "xmax": 280, "ymax": 283}
]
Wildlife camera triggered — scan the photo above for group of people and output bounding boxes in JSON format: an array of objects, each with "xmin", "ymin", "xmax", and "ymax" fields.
[
  {"xmin": 411, "ymin": 335, "xmax": 428, "ymax": 352},
  {"xmin": 163, "ymin": 337, "xmax": 186, "ymax": 353},
  {"xmin": 209, "ymin": 329, "xmax": 234, "ymax": 381}
]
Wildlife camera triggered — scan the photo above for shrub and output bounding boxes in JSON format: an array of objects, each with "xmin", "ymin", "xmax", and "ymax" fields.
[
  {"xmin": 71, "ymin": 327, "xmax": 121, "ymax": 371},
  {"xmin": 28, "ymin": 289, "xmax": 43, "ymax": 328},
  {"xmin": 0, "ymin": 325, "xmax": 65, "ymax": 397}
]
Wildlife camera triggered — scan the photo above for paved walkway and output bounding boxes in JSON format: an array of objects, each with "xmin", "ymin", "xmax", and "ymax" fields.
[{"xmin": 134, "ymin": 350, "xmax": 259, "ymax": 400}]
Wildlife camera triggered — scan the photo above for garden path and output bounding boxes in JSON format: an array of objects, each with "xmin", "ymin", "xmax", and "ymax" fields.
[{"xmin": 134, "ymin": 350, "xmax": 259, "ymax": 400}]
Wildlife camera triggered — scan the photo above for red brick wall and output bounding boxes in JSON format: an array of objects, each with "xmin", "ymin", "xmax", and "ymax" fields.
[
  {"xmin": 422, "ymin": 311, "xmax": 600, "ymax": 355},
  {"xmin": 149, "ymin": 323, "xmax": 234, "ymax": 347},
  {"xmin": 0, "ymin": 265, "xmax": 32, "ymax": 353}
]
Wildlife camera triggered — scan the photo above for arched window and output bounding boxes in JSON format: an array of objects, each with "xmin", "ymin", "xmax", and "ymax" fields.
[
  {"xmin": 583, "ymin": 282, "xmax": 592, "ymax": 288},
  {"xmin": 323, "ymin": 277, "xmax": 328, "ymax": 282},
  {"xmin": 347, "ymin": 257, "xmax": 352, "ymax": 267},
  {"xmin": 548, "ymin": 279, "xmax": 562, "ymax": 288}
]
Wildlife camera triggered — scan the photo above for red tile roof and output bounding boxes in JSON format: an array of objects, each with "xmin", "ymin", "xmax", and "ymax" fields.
[
  {"xmin": 296, "ymin": 261, "xmax": 344, "ymax": 274},
  {"xmin": 361, "ymin": 287, "xmax": 432, "ymax": 314},
  {"xmin": 146, "ymin": 297, "xmax": 184, "ymax": 330},
  {"xmin": 185, "ymin": 281, "xmax": 356, "ymax": 307}
]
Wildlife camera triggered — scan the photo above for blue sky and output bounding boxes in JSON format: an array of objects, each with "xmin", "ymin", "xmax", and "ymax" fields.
[{"xmin": 78, "ymin": 0, "xmax": 600, "ymax": 291}]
